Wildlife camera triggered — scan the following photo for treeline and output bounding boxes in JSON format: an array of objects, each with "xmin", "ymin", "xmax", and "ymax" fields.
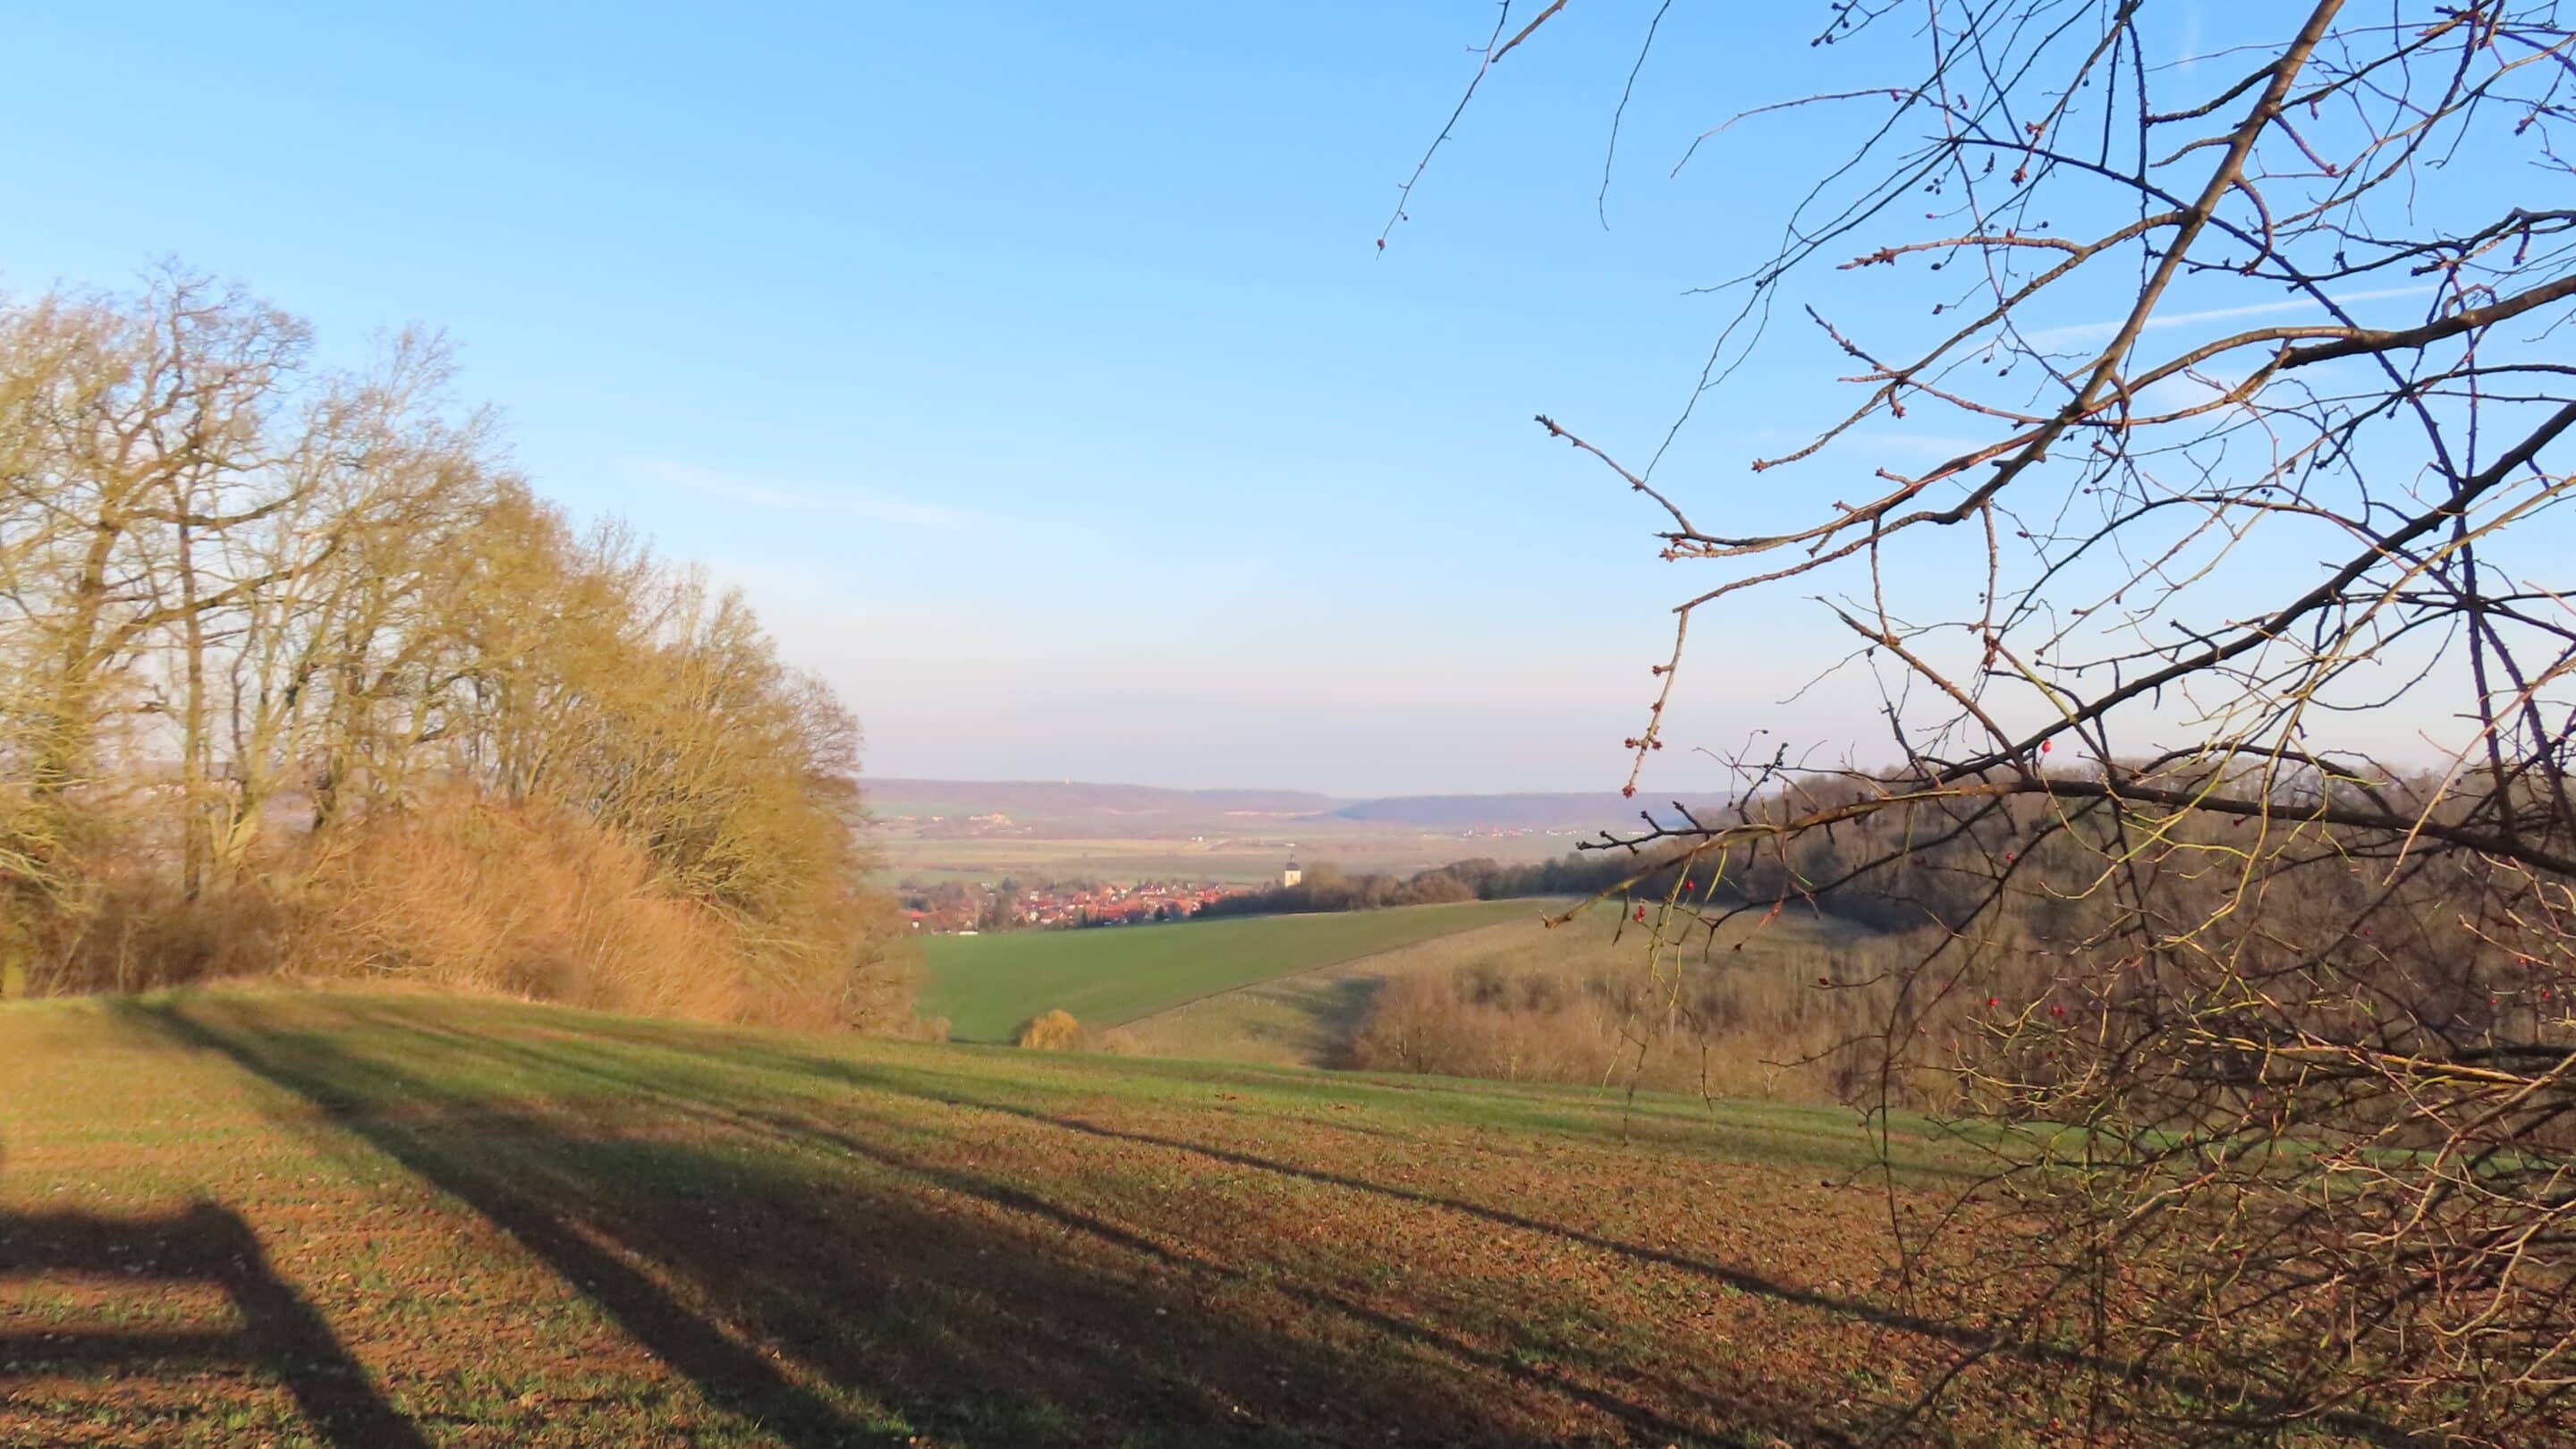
[
  {"xmin": 1342, "ymin": 765, "xmax": 2569, "ymax": 1109},
  {"xmin": 0, "ymin": 273, "xmax": 911, "ymax": 1028}
]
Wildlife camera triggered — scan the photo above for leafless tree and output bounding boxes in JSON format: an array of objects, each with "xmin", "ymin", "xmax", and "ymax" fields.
[{"xmin": 1400, "ymin": 2, "xmax": 2576, "ymax": 1441}]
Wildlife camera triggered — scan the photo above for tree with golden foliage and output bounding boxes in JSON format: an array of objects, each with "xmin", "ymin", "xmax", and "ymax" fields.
[{"xmin": 0, "ymin": 269, "xmax": 912, "ymax": 1028}]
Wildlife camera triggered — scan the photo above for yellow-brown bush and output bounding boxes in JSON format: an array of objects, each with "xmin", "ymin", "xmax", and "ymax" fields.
[
  {"xmin": 1015, "ymin": 1009, "xmax": 1088, "ymax": 1051},
  {"xmin": 38, "ymin": 871, "xmax": 292, "ymax": 997},
  {"xmin": 289, "ymin": 793, "xmax": 912, "ymax": 1030}
]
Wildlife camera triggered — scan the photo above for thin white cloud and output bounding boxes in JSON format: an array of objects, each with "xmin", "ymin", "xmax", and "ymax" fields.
[
  {"xmin": 2021, "ymin": 284, "xmax": 2436, "ymax": 349},
  {"xmin": 625, "ymin": 457, "xmax": 979, "ymax": 528}
]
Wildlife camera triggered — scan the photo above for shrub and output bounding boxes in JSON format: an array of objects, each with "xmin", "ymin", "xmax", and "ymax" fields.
[
  {"xmin": 42, "ymin": 870, "xmax": 292, "ymax": 996},
  {"xmin": 288, "ymin": 792, "xmax": 915, "ymax": 1030},
  {"xmin": 1014, "ymin": 1009, "xmax": 1088, "ymax": 1051}
]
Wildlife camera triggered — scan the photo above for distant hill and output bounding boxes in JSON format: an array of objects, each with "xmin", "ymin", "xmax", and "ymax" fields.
[
  {"xmin": 863, "ymin": 779, "xmax": 1336, "ymax": 822},
  {"xmin": 866, "ymin": 777, "xmax": 1726, "ymax": 836},
  {"xmin": 1327, "ymin": 792, "xmax": 1717, "ymax": 831}
]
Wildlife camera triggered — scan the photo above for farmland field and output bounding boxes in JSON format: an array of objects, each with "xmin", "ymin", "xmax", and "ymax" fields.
[
  {"xmin": 918, "ymin": 899, "xmax": 1547, "ymax": 1042},
  {"xmin": 0, "ymin": 988, "xmax": 2140, "ymax": 1447}
]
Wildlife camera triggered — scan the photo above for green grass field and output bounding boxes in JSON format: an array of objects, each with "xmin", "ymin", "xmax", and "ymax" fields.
[
  {"xmin": 918, "ymin": 899, "xmax": 1551, "ymax": 1042},
  {"xmin": 0, "ymin": 988, "xmax": 2075, "ymax": 1448}
]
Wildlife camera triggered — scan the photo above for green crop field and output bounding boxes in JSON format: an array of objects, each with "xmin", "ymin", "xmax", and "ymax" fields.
[
  {"xmin": 0, "ymin": 988, "xmax": 2132, "ymax": 1447},
  {"xmin": 917, "ymin": 899, "xmax": 1551, "ymax": 1042}
]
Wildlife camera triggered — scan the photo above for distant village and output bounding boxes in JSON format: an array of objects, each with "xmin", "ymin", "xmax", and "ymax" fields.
[
  {"xmin": 882, "ymin": 799, "xmax": 1581, "ymax": 936},
  {"xmin": 899, "ymin": 877, "xmax": 1271, "ymax": 935}
]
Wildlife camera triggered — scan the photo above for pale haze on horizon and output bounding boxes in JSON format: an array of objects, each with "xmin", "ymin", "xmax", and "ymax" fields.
[{"xmin": 0, "ymin": 1, "xmax": 2480, "ymax": 798}]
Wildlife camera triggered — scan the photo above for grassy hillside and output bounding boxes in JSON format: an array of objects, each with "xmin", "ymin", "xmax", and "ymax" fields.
[
  {"xmin": 0, "ymin": 988, "xmax": 2080, "ymax": 1448},
  {"xmin": 1118, "ymin": 907, "xmax": 1868, "ymax": 1095},
  {"xmin": 1118, "ymin": 906, "xmax": 1627, "ymax": 1068},
  {"xmin": 918, "ymin": 899, "xmax": 1547, "ymax": 1042}
]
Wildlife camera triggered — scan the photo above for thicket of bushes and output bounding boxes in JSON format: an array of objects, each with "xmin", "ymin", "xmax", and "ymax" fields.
[
  {"xmin": 0, "ymin": 273, "xmax": 914, "ymax": 1028},
  {"xmin": 1344, "ymin": 767, "xmax": 2561, "ymax": 1107},
  {"xmin": 1343, "ymin": 913, "xmax": 1952, "ymax": 1101}
]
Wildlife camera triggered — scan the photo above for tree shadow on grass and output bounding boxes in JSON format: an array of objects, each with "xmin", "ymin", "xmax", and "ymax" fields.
[
  {"xmin": 525, "ymin": 1012, "xmax": 2438, "ymax": 1449},
  {"xmin": 117, "ymin": 996, "xmax": 1891, "ymax": 1449},
  {"xmin": 766, "ymin": 1054, "xmax": 2436, "ymax": 1449},
  {"xmin": 1302, "ymin": 973, "xmax": 1390, "ymax": 1069},
  {"xmin": 0, "ymin": 1197, "xmax": 430, "ymax": 1448}
]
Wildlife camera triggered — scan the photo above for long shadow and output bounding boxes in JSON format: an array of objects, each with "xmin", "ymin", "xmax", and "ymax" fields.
[
  {"xmin": 402, "ymin": 1011, "xmax": 1946, "ymax": 1343},
  {"xmin": 335, "ymin": 1006, "xmax": 1738, "ymax": 1447},
  {"xmin": 0, "ymin": 1199, "xmax": 430, "ymax": 1448},
  {"xmin": 653, "ymin": 1030, "xmax": 2438, "ymax": 1449},
  {"xmin": 115, "ymin": 998, "xmax": 2432, "ymax": 1448},
  {"xmin": 705, "ymin": 1038, "xmax": 1988, "ymax": 1342},
  {"xmin": 888, "ymin": 1086, "xmax": 2445, "ymax": 1447},
  {"xmin": 130, "ymin": 1007, "xmax": 870, "ymax": 1448},
  {"xmin": 122, "ymin": 997, "xmax": 1878, "ymax": 1448},
  {"xmin": 1309, "ymin": 974, "xmax": 1388, "ymax": 1069}
]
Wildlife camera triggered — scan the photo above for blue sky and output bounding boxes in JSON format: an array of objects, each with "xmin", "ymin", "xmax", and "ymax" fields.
[{"xmin": 0, "ymin": 2, "xmax": 2498, "ymax": 795}]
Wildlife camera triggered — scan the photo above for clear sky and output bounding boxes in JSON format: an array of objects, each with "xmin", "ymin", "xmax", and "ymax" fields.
[{"xmin": 0, "ymin": 2, "xmax": 2482, "ymax": 796}]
